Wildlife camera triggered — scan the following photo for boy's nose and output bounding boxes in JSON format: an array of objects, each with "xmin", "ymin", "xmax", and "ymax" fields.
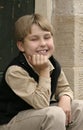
[{"xmin": 40, "ymin": 39, "xmax": 46, "ymax": 46}]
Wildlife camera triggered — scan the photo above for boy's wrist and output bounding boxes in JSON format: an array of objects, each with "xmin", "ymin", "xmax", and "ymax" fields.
[{"xmin": 39, "ymin": 68, "xmax": 50, "ymax": 78}]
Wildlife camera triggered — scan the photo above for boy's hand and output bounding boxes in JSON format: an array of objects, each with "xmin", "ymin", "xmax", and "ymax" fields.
[
  {"xmin": 58, "ymin": 95, "xmax": 72, "ymax": 126},
  {"xmin": 28, "ymin": 54, "xmax": 50, "ymax": 77}
]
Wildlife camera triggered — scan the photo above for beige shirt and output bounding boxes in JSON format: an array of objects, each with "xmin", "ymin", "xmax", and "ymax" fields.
[{"xmin": 5, "ymin": 62, "xmax": 73, "ymax": 109}]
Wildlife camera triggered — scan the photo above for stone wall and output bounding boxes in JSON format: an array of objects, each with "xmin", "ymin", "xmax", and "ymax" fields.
[
  {"xmin": 73, "ymin": 0, "xmax": 83, "ymax": 99},
  {"xmin": 52, "ymin": 0, "xmax": 83, "ymax": 99}
]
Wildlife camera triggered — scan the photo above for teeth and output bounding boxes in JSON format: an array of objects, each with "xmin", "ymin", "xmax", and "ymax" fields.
[
  {"xmin": 37, "ymin": 50, "xmax": 47, "ymax": 54},
  {"xmin": 40, "ymin": 50, "xmax": 46, "ymax": 52}
]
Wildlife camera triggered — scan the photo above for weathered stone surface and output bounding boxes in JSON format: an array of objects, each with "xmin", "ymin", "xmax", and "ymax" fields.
[{"xmin": 53, "ymin": 0, "xmax": 83, "ymax": 99}]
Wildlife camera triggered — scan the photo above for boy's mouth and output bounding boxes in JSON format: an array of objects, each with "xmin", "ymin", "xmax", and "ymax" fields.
[{"xmin": 36, "ymin": 49, "xmax": 48, "ymax": 55}]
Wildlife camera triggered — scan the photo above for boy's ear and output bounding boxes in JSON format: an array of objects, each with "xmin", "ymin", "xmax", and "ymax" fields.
[{"xmin": 17, "ymin": 41, "xmax": 24, "ymax": 52}]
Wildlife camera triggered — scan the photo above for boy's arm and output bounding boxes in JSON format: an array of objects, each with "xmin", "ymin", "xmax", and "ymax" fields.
[
  {"xmin": 55, "ymin": 69, "xmax": 73, "ymax": 100},
  {"xmin": 5, "ymin": 65, "xmax": 51, "ymax": 109},
  {"xmin": 55, "ymin": 69, "xmax": 73, "ymax": 125}
]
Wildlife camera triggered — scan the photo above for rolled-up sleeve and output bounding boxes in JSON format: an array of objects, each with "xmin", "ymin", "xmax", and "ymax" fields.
[
  {"xmin": 55, "ymin": 69, "xmax": 73, "ymax": 100},
  {"xmin": 5, "ymin": 66, "xmax": 51, "ymax": 109}
]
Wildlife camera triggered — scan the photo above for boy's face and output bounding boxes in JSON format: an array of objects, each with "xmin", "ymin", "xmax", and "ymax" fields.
[{"xmin": 17, "ymin": 24, "xmax": 55, "ymax": 59}]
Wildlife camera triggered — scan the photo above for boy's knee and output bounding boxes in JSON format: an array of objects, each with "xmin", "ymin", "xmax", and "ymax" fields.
[{"xmin": 44, "ymin": 106, "xmax": 66, "ymax": 124}]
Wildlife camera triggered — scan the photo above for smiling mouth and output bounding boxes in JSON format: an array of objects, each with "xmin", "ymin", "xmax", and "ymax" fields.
[{"xmin": 37, "ymin": 50, "xmax": 48, "ymax": 55}]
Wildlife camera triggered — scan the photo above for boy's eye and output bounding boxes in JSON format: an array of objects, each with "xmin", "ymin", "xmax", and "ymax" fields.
[
  {"xmin": 44, "ymin": 35, "xmax": 51, "ymax": 39},
  {"xmin": 30, "ymin": 37, "xmax": 38, "ymax": 41}
]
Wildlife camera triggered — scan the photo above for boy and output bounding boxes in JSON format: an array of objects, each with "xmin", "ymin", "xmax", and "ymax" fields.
[{"xmin": 0, "ymin": 13, "xmax": 83, "ymax": 130}]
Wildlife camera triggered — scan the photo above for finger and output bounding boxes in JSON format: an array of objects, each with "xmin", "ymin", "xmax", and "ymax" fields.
[
  {"xmin": 36, "ymin": 54, "xmax": 40, "ymax": 64},
  {"xmin": 66, "ymin": 111, "xmax": 71, "ymax": 126},
  {"xmin": 32, "ymin": 55, "xmax": 36, "ymax": 65},
  {"xmin": 68, "ymin": 111, "xmax": 72, "ymax": 124},
  {"xmin": 40, "ymin": 55, "xmax": 46, "ymax": 64},
  {"xmin": 43, "ymin": 55, "xmax": 47, "ymax": 62}
]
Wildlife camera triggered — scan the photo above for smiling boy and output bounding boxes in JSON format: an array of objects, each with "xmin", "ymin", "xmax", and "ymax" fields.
[{"xmin": 0, "ymin": 13, "xmax": 83, "ymax": 130}]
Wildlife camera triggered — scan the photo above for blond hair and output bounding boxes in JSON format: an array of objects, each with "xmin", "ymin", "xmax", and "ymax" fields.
[{"xmin": 15, "ymin": 13, "xmax": 53, "ymax": 41}]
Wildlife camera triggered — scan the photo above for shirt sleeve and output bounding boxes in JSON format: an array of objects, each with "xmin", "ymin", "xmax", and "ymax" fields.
[
  {"xmin": 55, "ymin": 69, "xmax": 73, "ymax": 100},
  {"xmin": 5, "ymin": 65, "xmax": 51, "ymax": 109}
]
